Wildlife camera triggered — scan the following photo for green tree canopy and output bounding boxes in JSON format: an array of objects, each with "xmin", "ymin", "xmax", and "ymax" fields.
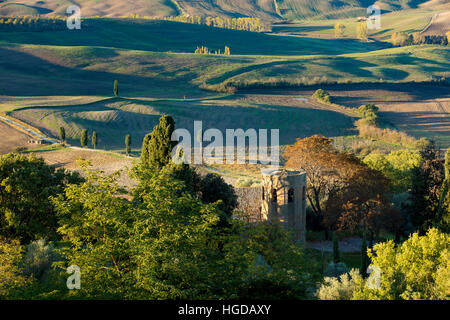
[
  {"xmin": 352, "ymin": 228, "xmax": 449, "ymax": 300},
  {"xmin": 0, "ymin": 153, "xmax": 82, "ymax": 243},
  {"xmin": 141, "ymin": 115, "xmax": 177, "ymax": 170}
]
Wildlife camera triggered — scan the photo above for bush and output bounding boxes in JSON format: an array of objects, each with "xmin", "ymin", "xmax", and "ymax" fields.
[
  {"xmin": 312, "ymin": 89, "xmax": 332, "ymax": 104},
  {"xmin": 23, "ymin": 240, "xmax": 60, "ymax": 281},
  {"xmin": 352, "ymin": 228, "xmax": 450, "ymax": 300},
  {"xmin": 316, "ymin": 269, "xmax": 362, "ymax": 300}
]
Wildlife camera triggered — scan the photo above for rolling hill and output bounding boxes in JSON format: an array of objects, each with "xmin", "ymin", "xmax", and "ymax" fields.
[{"xmin": 1, "ymin": 0, "xmax": 448, "ymax": 20}]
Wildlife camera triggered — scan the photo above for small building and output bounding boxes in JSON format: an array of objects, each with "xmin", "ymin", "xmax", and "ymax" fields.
[{"xmin": 28, "ymin": 139, "xmax": 50, "ymax": 145}]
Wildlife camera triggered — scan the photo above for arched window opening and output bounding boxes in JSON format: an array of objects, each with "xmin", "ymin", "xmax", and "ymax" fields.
[
  {"xmin": 271, "ymin": 189, "xmax": 277, "ymax": 203},
  {"xmin": 288, "ymin": 188, "xmax": 295, "ymax": 203}
]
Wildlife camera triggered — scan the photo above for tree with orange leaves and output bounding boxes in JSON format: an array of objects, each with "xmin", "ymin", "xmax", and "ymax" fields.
[
  {"xmin": 284, "ymin": 135, "xmax": 355, "ymax": 239},
  {"xmin": 284, "ymin": 135, "xmax": 402, "ymax": 242}
]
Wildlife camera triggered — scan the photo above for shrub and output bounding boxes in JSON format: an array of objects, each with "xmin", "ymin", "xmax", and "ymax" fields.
[
  {"xmin": 352, "ymin": 228, "xmax": 450, "ymax": 300},
  {"xmin": 23, "ymin": 240, "xmax": 59, "ymax": 281},
  {"xmin": 316, "ymin": 269, "xmax": 362, "ymax": 300},
  {"xmin": 312, "ymin": 89, "xmax": 332, "ymax": 104}
]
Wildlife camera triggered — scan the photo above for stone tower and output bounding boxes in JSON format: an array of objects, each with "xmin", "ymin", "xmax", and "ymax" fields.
[{"xmin": 261, "ymin": 168, "xmax": 307, "ymax": 243}]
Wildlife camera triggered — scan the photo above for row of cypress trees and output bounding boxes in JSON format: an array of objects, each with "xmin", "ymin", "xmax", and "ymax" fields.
[{"xmin": 59, "ymin": 126, "xmax": 132, "ymax": 155}]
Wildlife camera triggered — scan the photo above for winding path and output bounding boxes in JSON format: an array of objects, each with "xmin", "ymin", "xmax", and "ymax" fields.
[{"xmin": 0, "ymin": 115, "xmax": 58, "ymax": 144}]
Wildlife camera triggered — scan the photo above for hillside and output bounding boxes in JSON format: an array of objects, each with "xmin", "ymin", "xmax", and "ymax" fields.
[
  {"xmin": 1, "ymin": 0, "xmax": 448, "ymax": 20},
  {"xmin": 0, "ymin": 0, "xmax": 281, "ymax": 20}
]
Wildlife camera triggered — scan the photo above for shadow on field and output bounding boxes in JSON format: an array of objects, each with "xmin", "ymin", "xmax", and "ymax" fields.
[
  {"xmin": 0, "ymin": 47, "xmax": 200, "ymax": 97},
  {"xmin": 11, "ymin": 96, "xmax": 357, "ymax": 148}
]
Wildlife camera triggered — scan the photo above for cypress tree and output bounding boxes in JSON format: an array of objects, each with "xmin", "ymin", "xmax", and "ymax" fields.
[
  {"xmin": 113, "ymin": 80, "xmax": 119, "ymax": 96},
  {"xmin": 436, "ymin": 149, "xmax": 450, "ymax": 231},
  {"xmin": 125, "ymin": 134, "xmax": 131, "ymax": 156},
  {"xmin": 332, "ymin": 232, "xmax": 340, "ymax": 263},
  {"xmin": 59, "ymin": 127, "xmax": 66, "ymax": 142},
  {"xmin": 80, "ymin": 129, "xmax": 88, "ymax": 148},
  {"xmin": 141, "ymin": 115, "xmax": 177, "ymax": 170},
  {"xmin": 360, "ymin": 233, "xmax": 368, "ymax": 277},
  {"xmin": 92, "ymin": 131, "xmax": 97, "ymax": 149}
]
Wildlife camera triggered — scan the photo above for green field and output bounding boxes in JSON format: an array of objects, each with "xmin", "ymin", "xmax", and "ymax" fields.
[
  {"xmin": 0, "ymin": 16, "xmax": 448, "ymax": 152},
  {"xmin": 9, "ymin": 94, "xmax": 357, "ymax": 149},
  {"xmin": 274, "ymin": 8, "xmax": 438, "ymax": 39}
]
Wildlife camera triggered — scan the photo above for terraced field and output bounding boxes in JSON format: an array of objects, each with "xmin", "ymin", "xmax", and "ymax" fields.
[
  {"xmin": 10, "ymin": 93, "xmax": 357, "ymax": 148},
  {"xmin": 422, "ymin": 11, "xmax": 450, "ymax": 35},
  {"xmin": 256, "ymin": 82, "xmax": 450, "ymax": 147}
]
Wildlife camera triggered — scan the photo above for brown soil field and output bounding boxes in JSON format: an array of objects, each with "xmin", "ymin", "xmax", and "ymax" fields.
[
  {"xmin": 32, "ymin": 148, "xmax": 136, "ymax": 188},
  {"xmin": 421, "ymin": 11, "xmax": 450, "ymax": 35},
  {"xmin": 0, "ymin": 120, "xmax": 35, "ymax": 154},
  {"xmin": 242, "ymin": 83, "xmax": 450, "ymax": 147}
]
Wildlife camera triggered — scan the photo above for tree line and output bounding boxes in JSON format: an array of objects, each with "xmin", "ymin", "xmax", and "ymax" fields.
[
  {"xmin": 0, "ymin": 16, "xmax": 67, "ymax": 31},
  {"xmin": 194, "ymin": 45, "xmax": 231, "ymax": 55},
  {"xmin": 162, "ymin": 15, "xmax": 271, "ymax": 32},
  {"xmin": 391, "ymin": 31, "xmax": 449, "ymax": 46}
]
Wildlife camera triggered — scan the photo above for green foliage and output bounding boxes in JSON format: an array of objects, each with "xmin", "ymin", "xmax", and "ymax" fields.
[
  {"xmin": 409, "ymin": 33, "xmax": 448, "ymax": 46},
  {"xmin": 312, "ymin": 89, "xmax": 332, "ymax": 104},
  {"xmin": 409, "ymin": 142, "xmax": 445, "ymax": 232},
  {"xmin": 352, "ymin": 228, "xmax": 449, "ymax": 300},
  {"xmin": 0, "ymin": 17, "xmax": 66, "ymax": 32},
  {"xmin": 52, "ymin": 163, "xmax": 316, "ymax": 299},
  {"xmin": 195, "ymin": 173, "xmax": 238, "ymax": 228},
  {"xmin": 364, "ymin": 149, "xmax": 422, "ymax": 192},
  {"xmin": 436, "ymin": 148, "xmax": 450, "ymax": 232},
  {"xmin": 23, "ymin": 240, "xmax": 59, "ymax": 281},
  {"xmin": 0, "ymin": 153, "xmax": 82, "ymax": 243},
  {"xmin": 334, "ymin": 23, "xmax": 346, "ymax": 38},
  {"xmin": 164, "ymin": 16, "xmax": 271, "ymax": 32},
  {"xmin": 113, "ymin": 80, "xmax": 119, "ymax": 97},
  {"xmin": 332, "ymin": 232, "xmax": 340, "ymax": 263},
  {"xmin": 391, "ymin": 32, "xmax": 413, "ymax": 46},
  {"xmin": 59, "ymin": 127, "xmax": 66, "ymax": 142},
  {"xmin": 0, "ymin": 237, "xmax": 29, "ymax": 298},
  {"xmin": 80, "ymin": 129, "xmax": 88, "ymax": 148},
  {"xmin": 91, "ymin": 131, "xmax": 97, "ymax": 149},
  {"xmin": 195, "ymin": 45, "xmax": 231, "ymax": 55},
  {"xmin": 125, "ymin": 134, "xmax": 131, "ymax": 156},
  {"xmin": 356, "ymin": 22, "xmax": 368, "ymax": 41},
  {"xmin": 316, "ymin": 269, "xmax": 362, "ymax": 300},
  {"xmin": 356, "ymin": 119, "xmax": 424, "ymax": 149},
  {"xmin": 357, "ymin": 104, "xmax": 379, "ymax": 126},
  {"xmin": 360, "ymin": 234, "xmax": 368, "ymax": 277},
  {"xmin": 140, "ymin": 115, "xmax": 177, "ymax": 170}
]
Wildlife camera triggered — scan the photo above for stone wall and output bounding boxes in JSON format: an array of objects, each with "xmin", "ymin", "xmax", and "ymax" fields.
[{"xmin": 234, "ymin": 186, "xmax": 262, "ymax": 223}]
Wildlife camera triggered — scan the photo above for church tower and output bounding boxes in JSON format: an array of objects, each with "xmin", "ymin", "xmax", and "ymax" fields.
[{"xmin": 261, "ymin": 168, "xmax": 307, "ymax": 242}]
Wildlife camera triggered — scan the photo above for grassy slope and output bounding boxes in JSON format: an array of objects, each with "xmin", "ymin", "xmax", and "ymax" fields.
[
  {"xmin": 273, "ymin": 8, "xmax": 439, "ymax": 40},
  {"xmin": 277, "ymin": 0, "xmax": 438, "ymax": 20},
  {"xmin": 0, "ymin": 0, "xmax": 280, "ymax": 19},
  {"xmin": 0, "ymin": 18, "xmax": 389, "ymax": 98},
  {"xmin": 0, "ymin": 0, "xmax": 180, "ymax": 17},
  {"xmin": 224, "ymin": 46, "xmax": 450, "ymax": 85},
  {"xmin": 10, "ymin": 95, "xmax": 357, "ymax": 149},
  {"xmin": 0, "ymin": 19, "xmax": 385, "ymax": 55},
  {"xmin": 0, "ymin": 18, "xmax": 448, "ymax": 150}
]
